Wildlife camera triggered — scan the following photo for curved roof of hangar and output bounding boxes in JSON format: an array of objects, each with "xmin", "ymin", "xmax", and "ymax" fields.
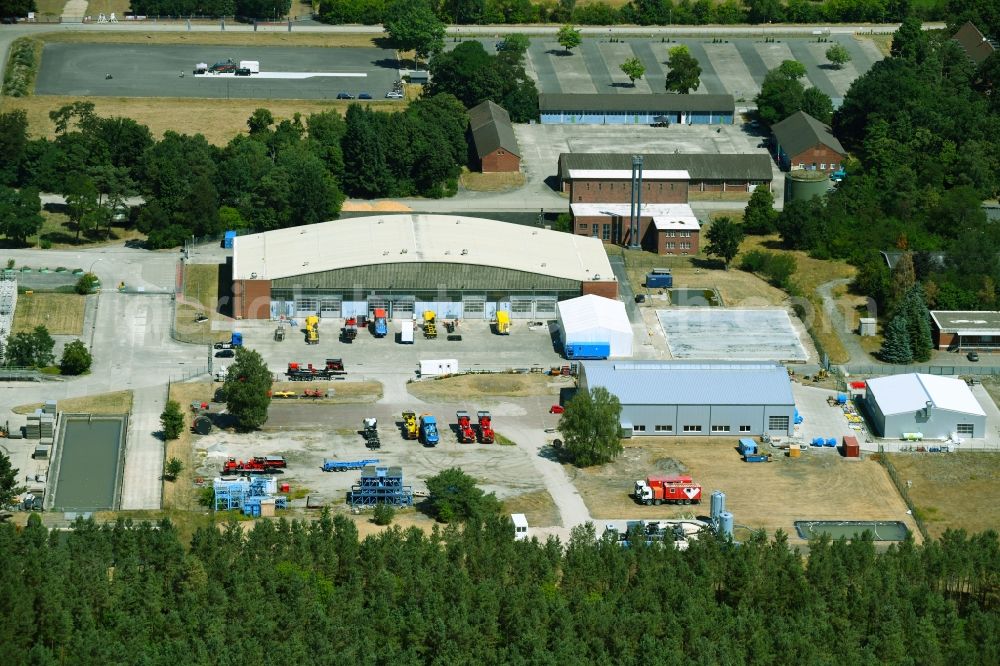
[{"xmin": 233, "ymin": 214, "xmax": 616, "ymax": 284}]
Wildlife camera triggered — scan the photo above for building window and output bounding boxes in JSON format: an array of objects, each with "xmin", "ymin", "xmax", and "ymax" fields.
[
  {"xmin": 665, "ymin": 242, "xmax": 675, "ymax": 249},
  {"xmin": 683, "ymin": 425, "xmax": 702, "ymax": 433},
  {"xmin": 578, "ymin": 223, "xmax": 588, "ymax": 231},
  {"xmin": 592, "ymin": 226, "xmax": 599, "ymax": 237},
  {"xmin": 957, "ymin": 424, "xmax": 974, "ymax": 436},
  {"xmin": 711, "ymin": 425, "xmax": 730, "ymax": 432},
  {"xmin": 633, "ymin": 424, "xmax": 646, "ymax": 432},
  {"xmin": 602, "ymin": 224, "xmax": 611, "ymax": 240},
  {"xmin": 768, "ymin": 416, "xmax": 790, "ymax": 431},
  {"xmin": 681, "ymin": 231, "xmax": 690, "ymax": 237},
  {"xmin": 820, "ymin": 163, "xmax": 826, "ymax": 170},
  {"xmin": 680, "ymin": 242, "xmax": 691, "ymax": 250},
  {"xmin": 739, "ymin": 425, "xmax": 752, "ymax": 432},
  {"xmin": 655, "ymin": 425, "xmax": 673, "ymax": 432},
  {"xmin": 598, "ymin": 183, "xmax": 602, "ymax": 190}
]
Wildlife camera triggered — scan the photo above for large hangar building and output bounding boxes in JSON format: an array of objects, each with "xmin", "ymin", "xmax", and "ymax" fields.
[{"xmin": 231, "ymin": 214, "xmax": 618, "ymax": 321}]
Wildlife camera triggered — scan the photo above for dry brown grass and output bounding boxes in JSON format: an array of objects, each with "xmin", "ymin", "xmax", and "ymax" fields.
[
  {"xmin": 84, "ymin": 0, "xmax": 131, "ymax": 17},
  {"xmin": 14, "ymin": 390, "xmax": 133, "ymax": 415},
  {"xmin": 858, "ymin": 33, "xmax": 893, "ymax": 57},
  {"xmin": 571, "ymin": 437, "xmax": 920, "ymax": 541},
  {"xmin": 39, "ymin": 30, "xmax": 379, "ymax": 48},
  {"xmin": 33, "ymin": 0, "xmax": 66, "ymax": 18},
  {"xmin": 271, "ymin": 380, "xmax": 383, "ymax": 403},
  {"xmin": 407, "ymin": 374, "xmax": 568, "ymax": 401},
  {"xmin": 459, "ymin": 170, "xmax": 526, "ymax": 192},
  {"xmin": 12, "ymin": 292, "xmax": 86, "ymax": 335},
  {"xmin": 341, "ymin": 201, "xmax": 413, "ymax": 212},
  {"xmin": 163, "ymin": 382, "xmax": 215, "ymax": 510},
  {"xmin": 503, "ymin": 489, "xmax": 561, "ymax": 528},
  {"xmin": 0, "ymin": 96, "xmax": 394, "ymax": 146},
  {"xmin": 887, "ymin": 453, "xmax": 1000, "ymax": 539},
  {"xmin": 175, "ymin": 263, "xmax": 230, "ymax": 344}
]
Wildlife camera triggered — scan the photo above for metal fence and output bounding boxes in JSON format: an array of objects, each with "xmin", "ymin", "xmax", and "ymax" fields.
[
  {"xmin": 843, "ymin": 364, "xmax": 1000, "ymax": 377},
  {"xmin": 877, "ymin": 447, "xmax": 930, "ymax": 542}
]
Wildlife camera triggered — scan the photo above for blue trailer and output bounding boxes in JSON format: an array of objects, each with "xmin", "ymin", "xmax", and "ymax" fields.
[
  {"xmin": 565, "ymin": 342, "xmax": 610, "ymax": 360},
  {"xmin": 323, "ymin": 458, "xmax": 380, "ymax": 472}
]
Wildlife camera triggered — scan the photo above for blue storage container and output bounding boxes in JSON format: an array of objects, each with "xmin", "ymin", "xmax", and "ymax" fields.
[
  {"xmin": 836, "ymin": 393, "xmax": 848, "ymax": 405},
  {"xmin": 811, "ymin": 437, "xmax": 824, "ymax": 447},
  {"xmin": 645, "ymin": 270, "xmax": 673, "ymax": 288},
  {"xmin": 565, "ymin": 342, "xmax": 610, "ymax": 360},
  {"xmin": 223, "ymin": 230, "xmax": 237, "ymax": 249},
  {"xmin": 231, "ymin": 332, "xmax": 243, "ymax": 347},
  {"xmin": 738, "ymin": 438, "xmax": 757, "ymax": 456}
]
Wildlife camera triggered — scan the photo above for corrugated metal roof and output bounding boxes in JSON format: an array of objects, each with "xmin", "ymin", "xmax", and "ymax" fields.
[
  {"xmin": 468, "ymin": 100, "xmax": 520, "ymax": 158},
  {"xmin": 558, "ymin": 153, "xmax": 773, "ymax": 182},
  {"xmin": 582, "ymin": 361, "xmax": 794, "ymax": 406},
  {"xmin": 539, "ymin": 93, "xmax": 735, "ymax": 113},
  {"xmin": 771, "ymin": 111, "xmax": 845, "ymax": 158},
  {"xmin": 233, "ymin": 214, "xmax": 614, "ymax": 284},
  {"xmin": 867, "ymin": 374, "xmax": 985, "ymax": 417},
  {"xmin": 271, "ymin": 262, "xmax": 581, "ymax": 292}
]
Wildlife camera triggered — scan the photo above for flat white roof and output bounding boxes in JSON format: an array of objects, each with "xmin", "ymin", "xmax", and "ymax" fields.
[
  {"xmin": 567, "ymin": 169, "xmax": 690, "ymax": 181},
  {"xmin": 233, "ymin": 214, "xmax": 615, "ymax": 283},
  {"xmin": 929, "ymin": 310, "xmax": 1000, "ymax": 335},
  {"xmin": 867, "ymin": 374, "xmax": 985, "ymax": 417},
  {"xmin": 557, "ymin": 294, "xmax": 631, "ymax": 336},
  {"xmin": 571, "ymin": 203, "xmax": 700, "ymax": 231}
]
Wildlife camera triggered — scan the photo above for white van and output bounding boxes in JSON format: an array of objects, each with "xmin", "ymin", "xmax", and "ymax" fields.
[
  {"xmin": 511, "ymin": 513, "xmax": 529, "ymax": 541},
  {"xmin": 239, "ymin": 60, "xmax": 260, "ymax": 74},
  {"xmin": 400, "ymin": 320, "xmax": 414, "ymax": 344}
]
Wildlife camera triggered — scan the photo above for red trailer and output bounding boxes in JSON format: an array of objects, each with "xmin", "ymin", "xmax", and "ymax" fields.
[
  {"xmin": 633, "ymin": 475, "xmax": 702, "ymax": 505},
  {"xmin": 221, "ymin": 456, "xmax": 286, "ymax": 474},
  {"xmin": 456, "ymin": 411, "xmax": 475, "ymax": 443},
  {"xmin": 477, "ymin": 410, "xmax": 495, "ymax": 444}
]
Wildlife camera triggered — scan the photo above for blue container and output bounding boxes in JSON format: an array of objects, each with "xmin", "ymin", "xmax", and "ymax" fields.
[
  {"xmin": 738, "ymin": 438, "xmax": 757, "ymax": 456},
  {"xmin": 223, "ymin": 230, "xmax": 237, "ymax": 249},
  {"xmin": 825, "ymin": 438, "xmax": 837, "ymax": 447},
  {"xmin": 646, "ymin": 272, "xmax": 673, "ymax": 288},
  {"xmin": 836, "ymin": 393, "xmax": 848, "ymax": 405},
  {"xmin": 565, "ymin": 342, "xmax": 611, "ymax": 360},
  {"xmin": 811, "ymin": 437, "xmax": 824, "ymax": 447},
  {"xmin": 231, "ymin": 332, "xmax": 243, "ymax": 347},
  {"xmin": 794, "ymin": 408, "xmax": 803, "ymax": 425}
]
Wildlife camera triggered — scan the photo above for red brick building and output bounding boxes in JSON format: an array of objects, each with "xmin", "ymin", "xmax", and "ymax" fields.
[
  {"xmin": 566, "ymin": 168, "xmax": 689, "ymax": 204},
  {"xmin": 468, "ymin": 101, "xmax": 520, "ymax": 173},
  {"xmin": 771, "ymin": 111, "xmax": 845, "ymax": 174},
  {"xmin": 929, "ymin": 311, "xmax": 1000, "ymax": 351},
  {"xmin": 570, "ymin": 203, "xmax": 700, "ymax": 255}
]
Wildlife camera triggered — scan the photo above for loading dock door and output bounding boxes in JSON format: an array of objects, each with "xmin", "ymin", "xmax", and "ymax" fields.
[
  {"xmin": 510, "ymin": 296, "xmax": 534, "ymax": 319},
  {"xmin": 462, "ymin": 294, "xmax": 485, "ymax": 319},
  {"xmin": 295, "ymin": 298, "xmax": 318, "ymax": 317},
  {"xmin": 534, "ymin": 297, "xmax": 557, "ymax": 318},
  {"xmin": 391, "ymin": 296, "xmax": 414, "ymax": 319},
  {"xmin": 368, "ymin": 297, "xmax": 388, "ymax": 316},
  {"xmin": 320, "ymin": 297, "xmax": 341, "ymax": 319}
]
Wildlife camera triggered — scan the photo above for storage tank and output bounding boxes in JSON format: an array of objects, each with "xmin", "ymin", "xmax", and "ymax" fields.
[
  {"xmin": 719, "ymin": 511, "xmax": 734, "ymax": 538},
  {"xmin": 784, "ymin": 170, "xmax": 831, "ymax": 203},
  {"xmin": 710, "ymin": 491, "xmax": 726, "ymax": 524}
]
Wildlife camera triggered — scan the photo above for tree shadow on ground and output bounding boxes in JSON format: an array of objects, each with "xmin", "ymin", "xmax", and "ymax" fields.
[
  {"xmin": 538, "ymin": 444, "xmax": 569, "ymax": 464},
  {"xmin": 691, "ymin": 257, "xmax": 724, "ymax": 270},
  {"xmin": 760, "ymin": 239, "xmax": 785, "ymax": 250},
  {"xmin": 609, "ymin": 82, "xmax": 637, "ymax": 88},
  {"xmin": 546, "ymin": 49, "xmax": 573, "ymax": 56}
]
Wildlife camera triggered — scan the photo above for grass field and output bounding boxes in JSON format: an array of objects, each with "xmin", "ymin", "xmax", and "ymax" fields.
[
  {"xmin": 14, "ymin": 389, "xmax": 133, "ymax": 415},
  {"xmin": 0, "ymin": 95, "xmax": 387, "ymax": 146},
  {"xmin": 12, "ymin": 292, "xmax": 86, "ymax": 335},
  {"xmin": 503, "ymin": 489, "xmax": 561, "ymax": 528},
  {"xmin": 33, "ymin": 0, "xmax": 67, "ymax": 18},
  {"xmin": 407, "ymin": 374, "xmax": 569, "ymax": 401},
  {"xmin": 459, "ymin": 170, "xmax": 526, "ymax": 192},
  {"xmin": 84, "ymin": 0, "xmax": 130, "ymax": 18},
  {"xmin": 887, "ymin": 452, "xmax": 1000, "ymax": 539},
  {"xmin": 174, "ymin": 263, "xmax": 229, "ymax": 344},
  {"xmin": 162, "ymin": 382, "xmax": 214, "ymax": 510},
  {"xmin": 570, "ymin": 437, "xmax": 920, "ymax": 541}
]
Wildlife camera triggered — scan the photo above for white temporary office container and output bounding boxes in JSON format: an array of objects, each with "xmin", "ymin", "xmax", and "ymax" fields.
[
  {"xmin": 511, "ymin": 513, "xmax": 529, "ymax": 540},
  {"xmin": 419, "ymin": 359, "xmax": 458, "ymax": 377},
  {"xmin": 239, "ymin": 60, "xmax": 260, "ymax": 73},
  {"xmin": 400, "ymin": 320, "xmax": 414, "ymax": 344}
]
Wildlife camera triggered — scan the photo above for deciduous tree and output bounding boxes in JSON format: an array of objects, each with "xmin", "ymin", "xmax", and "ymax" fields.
[
  {"xmin": 160, "ymin": 400, "xmax": 184, "ymax": 440},
  {"xmin": 59, "ymin": 339, "xmax": 92, "ymax": 375},
  {"xmin": 384, "ymin": 0, "xmax": 445, "ymax": 65},
  {"xmin": 826, "ymin": 43, "xmax": 851, "ymax": 69},
  {"xmin": 557, "ymin": 24, "xmax": 582, "ymax": 53},
  {"xmin": 619, "ymin": 57, "xmax": 645, "ymax": 86},
  {"xmin": 705, "ymin": 216, "xmax": 744, "ymax": 268},
  {"xmin": 743, "ymin": 184, "xmax": 778, "ymax": 234},
  {"xmin": 665, "ymin": 45, "xmax": 702, "ymax": 94},
  {"xmin": 224, "ymin": 347, "xmax": 272, "ymax": 431},
  {"xmin": 164, "ymin": 457, "xmax": 183, "ymax": 481},
  {"xmin": 558, "ymin": 386, "xmax": 623, "ymax": 467},
  {"xmin": 425, "ymin": 467, "xmax": 501, "ymax": 523},
  {"xmin": 0, "ymin": 185, "xmax": 42, "ymax": 245}
]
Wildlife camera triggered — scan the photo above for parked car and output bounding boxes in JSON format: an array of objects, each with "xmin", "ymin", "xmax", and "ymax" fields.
[
  {"xmin": 967, "ymin": 351, "xmax": 980, "ymax": 362},
  {"xmin": 358, "ymin": 92, "xmax": 372, "ymax": 99},
  {"xmin": 385, "ymin": 90, "xmax": 404, "ymax": 99},
  {"xmin": 215, "ymin": 349, "xmax": 235, "ymax": 358},
  {"xmin": 549, "ymin": 405, "xmax": 565, "ymax": 414},
  {"xmin": 634, "ymin": 294, "xmax": 646, "ymax": 303},
  {"xmin": 336, "ymin": 92, "xmax": 354, "ymax": 100}
]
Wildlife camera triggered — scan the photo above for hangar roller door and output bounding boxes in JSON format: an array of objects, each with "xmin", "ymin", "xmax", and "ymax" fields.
[
  {"xmin": 463, "ymin": 294, "xmax": 485, "ymax": 319},
  {"xmin": 391, "ymin": 296, "xmax": 414, "ymax": 319},
  {"xmin": 295, "ymin": 298, "xmax": 318, "ymax": 317},
  {"xmin": 510, "ymin": 296, "xmax": 534, "ymax": 319},
  {"xmin": 320, "ymin": 297, "xmax": 341, "ymax": 319}
]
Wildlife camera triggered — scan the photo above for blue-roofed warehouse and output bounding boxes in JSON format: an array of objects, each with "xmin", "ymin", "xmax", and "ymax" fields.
[{"xmin": 580, "ymin": 361, "xmax": 795, "ymax": 437}]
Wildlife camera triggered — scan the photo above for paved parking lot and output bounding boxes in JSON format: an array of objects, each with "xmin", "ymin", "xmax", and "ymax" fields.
[
  {"xmin": 36, "ymin": 43, "xmax": 402, "ymax": 100},
  {"xmin": 506, "ymin": 35, "xmax": 882, "ymax": 102}
]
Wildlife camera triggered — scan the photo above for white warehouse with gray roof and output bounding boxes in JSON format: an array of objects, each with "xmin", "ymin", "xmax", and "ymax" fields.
[
  {"xmin": 580, "ymin": 361, "xmax": 796, "ymax": 437},
  {"xmin": 862, "ymin": 374, "xmax": 986, "ymax": 439}
]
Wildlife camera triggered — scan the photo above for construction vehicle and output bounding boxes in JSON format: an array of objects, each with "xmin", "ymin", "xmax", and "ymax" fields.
[
  {"xmin": 323, "ymin": 458, "xmax": 379, "ymax": 472},
  {"xmin": 738, "ymin": 438, "xmax": 772, "ymax": 463},
  {"xmin": 303, "ymin": 388, "xmax": 323, "ymax": 399},
  {"xmin": 477, "ymin": 410, "xmax": 495, "ymax": 443},
  {"xmin": 456, "ymin": 410, "xmax": 475, "ymax": 443},
  {"xmin": 362, "ymin": 417, "xmax": 381, "ymax": 450},
  {"xmin": 208, "ymin": 58, "xmax": 237, "ymax": 73},
  {"xmin": 286, "ymin": 358, "xmax": 346, "ymax": 380},
  {"xmin": 305, "ymin": 315, "xmax": 319, "ymax": 344},
  {"xmin": 272, "ymin": 390, "xmax": 296, "ymax": 398},
  {"xmin": 274, "ymin": 325, "xmax": 285, "ymax": 342},
  {"xmin": 371, "ymin": 308, "xmax": 388, "ymax": 338},
  {"xmin": 222, "ymin": 456, "xmax": 286, "ymax": 474},
  {"xmin": 494, "ymin": 311, "xmax": 510, "ymax": 335},
  {"xmin": 419, "ymin": 414, "xmax": 439, "ymax": 446},
  {"xmin": 633, "ymin": 475, "xmax": 702, "ymax": 506},
  {"xmin": 341, "ymin": 318, "xmax": 358, "ymax": 343},
  {"xmin": 423, "ymin": 311, "xmax": 437, "ymax": 339},
  {"xmin": 402, "ymin": 411, "xmax": 418, "ymax": 439}
]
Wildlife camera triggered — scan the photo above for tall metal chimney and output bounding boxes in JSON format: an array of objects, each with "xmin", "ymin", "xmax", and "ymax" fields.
[{"xmin": 629, "ymin": 155, "xmax": 643, "ymax": 249}]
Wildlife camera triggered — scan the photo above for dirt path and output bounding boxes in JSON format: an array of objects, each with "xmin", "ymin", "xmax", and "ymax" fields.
[{"xmin": 818, "ymin": 278, "xmax": 869, "ymax": 365}]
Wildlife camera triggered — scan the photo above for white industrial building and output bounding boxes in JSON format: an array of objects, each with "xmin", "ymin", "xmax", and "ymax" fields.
[
  {"xmin": 579, "ymin": 361, "xmax": 796, "ymax": 437},
  {"xmin": 863, "ymin": 374, "xmax": 986, "ymax": 439},
  {"xmin": 556, "ymin": 295, "xmax": 633, "ymax": 357}
]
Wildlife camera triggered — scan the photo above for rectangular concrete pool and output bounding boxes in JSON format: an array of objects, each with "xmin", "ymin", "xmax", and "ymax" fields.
[
  {"xmin": 50, "ymin": 416, "xmax": 127, "ymax": 511},
  {"xmin": 794, "ymin": 520, "xmax": 909, "ymax": 541}
]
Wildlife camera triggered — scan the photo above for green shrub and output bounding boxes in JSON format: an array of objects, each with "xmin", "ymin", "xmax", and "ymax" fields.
[
  {"xmin": 2, "ymin": 38, "xmax": 41, "ymax": 98},
  {"xmin": 39, "ymin": 240, "xmax": 51, "ymax": 249},
  {"xmin": 372, "ymin": 504, "xmax": 396, "ymax": 526}
]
